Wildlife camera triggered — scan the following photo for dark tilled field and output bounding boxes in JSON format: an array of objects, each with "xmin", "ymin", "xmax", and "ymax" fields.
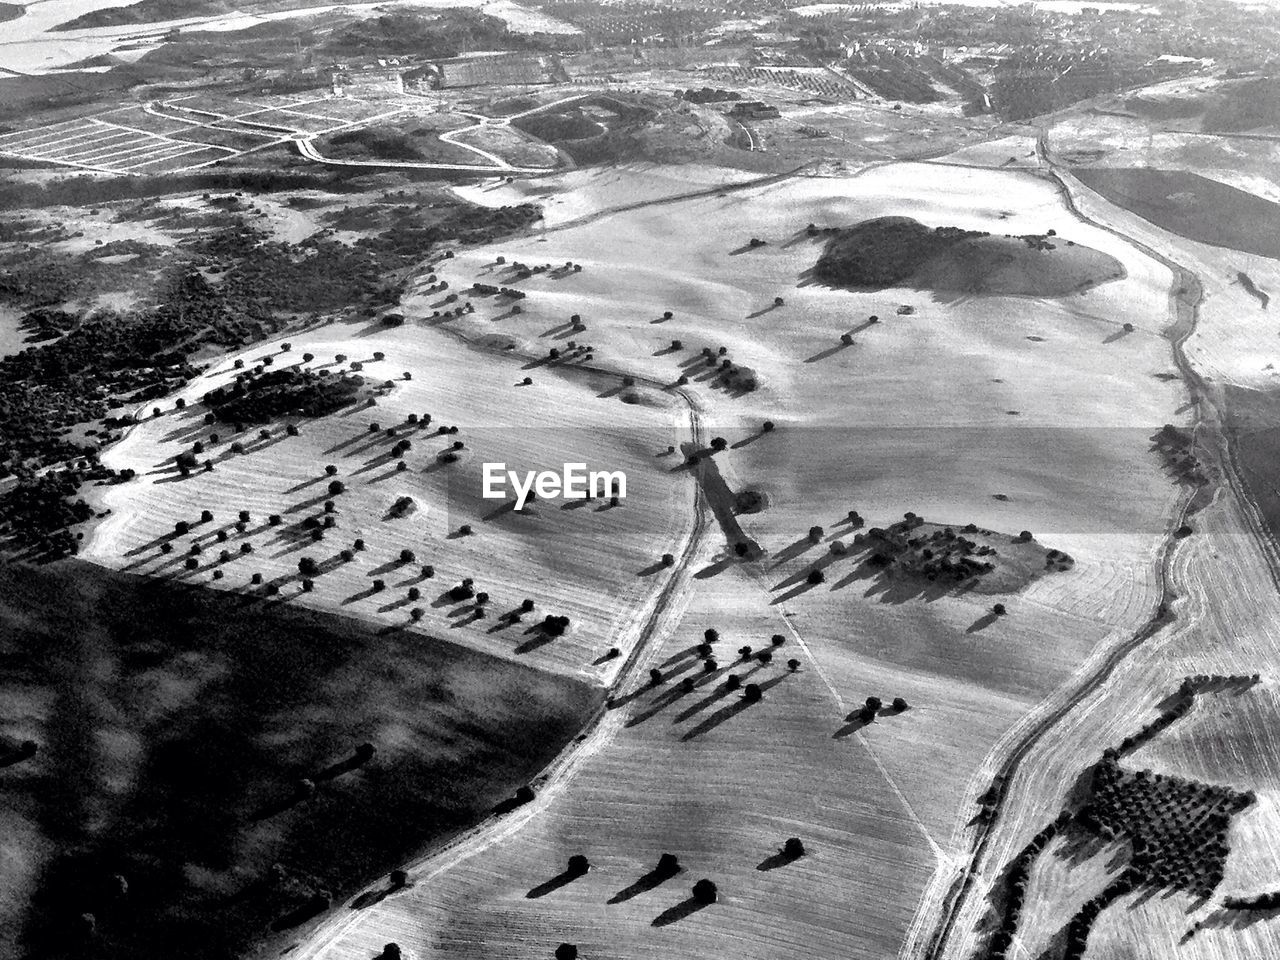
[
  {"xmin": 0, "ymin": 560, "xmax": 598, "ymax": 960},
  {"xmin": 1075, "ymin": 167, "xmax": 1280, "ymax": 261}
]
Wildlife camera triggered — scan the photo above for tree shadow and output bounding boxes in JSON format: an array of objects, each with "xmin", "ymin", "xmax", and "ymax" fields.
[
  {"xmin": 803, "ymin": 341, "xmax": 851, "ymax": 364},
  {"xmin": 652, "ymin": 895, "xmax": 709, "ymax": 927},
  {"xmin": 833, "ymin": 711, "xmax": 872, "ymax": 739},
  {"xmin": 967, "ymin": 611, "xmax": 999, "ymax": 634},
  {"xmin": 757, "ymin": 847, "xmax": 801, "ymax": 871},
  {"xmin": 680, "ymin": 674, "xmax": 787, "ymax": 741},
  {"xmin": 608, "ymin": 865, "xmax": 680, "ymax": 904},
  {"xmin": 526, "ymin": 866, "xmax": 586, "ymax": 899}
]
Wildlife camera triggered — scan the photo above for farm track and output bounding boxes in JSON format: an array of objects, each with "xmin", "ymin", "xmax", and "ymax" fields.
[{"xmin": 913, "ymin": 134, "xmax": 1280, "ymax": 960}]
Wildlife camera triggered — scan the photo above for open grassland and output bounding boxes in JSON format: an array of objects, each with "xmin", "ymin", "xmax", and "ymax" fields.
[
  {"xmin": 273, "ymin": 161, "xmax": 1193, "ymax": 960},
  {"xmin": 0, "ymin": 559, "xmax": 598, "ymax": 960},
  {"xmin": 84, "ymin": 324, "xmax": 695, "ymax": 684}
]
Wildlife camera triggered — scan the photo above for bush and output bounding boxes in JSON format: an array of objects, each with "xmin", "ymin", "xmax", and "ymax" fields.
[
  {"xmin": 298, "ymin": 557, "xmax": 319, "ymax": 576},
  {"xmin": 568, "ymin": 854, "xmax": 590, "ymax": 875},
  {"xmin": 400, "ymin": 548, "xmax": 416, "ymax": 563},
  {"xmin": 807, "ymin": 569, "xmax": 825, "ymax": 585},
  {"xmin": 692, "ymin": 879, "xmax": 717, "ymax": 904},
  {"xmin": 809, "ymin": 525, "xmax": 824, "ymax": 542},
  {"xmin": 784, "ymin": 837, "xmax": 805, "ymax": 858}
]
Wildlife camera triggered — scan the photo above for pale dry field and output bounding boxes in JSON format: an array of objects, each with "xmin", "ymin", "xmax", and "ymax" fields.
[
  {"xmin": 85, "ymin": 324, "xmax": 696, "ymax": 684},
  {"xmin": 261, "ymin": 161, "xmax": 1197, "ymax": 960}
]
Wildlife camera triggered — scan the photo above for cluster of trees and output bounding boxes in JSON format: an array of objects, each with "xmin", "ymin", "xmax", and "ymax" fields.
[
  {"xmin": 0, "ymin": 464, "xmax": 99, "ymax": 558},
  {"xmin": 203, "ymin": 367, "xmax": 364, "ymax": 424},
  {"xmin": 859, "ymin": 516, "xmax": 998, "ymax": 583},
  {"xmin": 1082, "ymin": 756, "xmax": 1253, "ymax": 898},
  {"xmin": 813, "ymin": 216, "xmax": 988, "ymax": 289},
  {"xmin": 1225, "ymin": 890, "xmax": 1280, "ymax": 911},
  {"xmin": 1151, "ymin": 422, "xmax": 1209, "ymax": 488}
]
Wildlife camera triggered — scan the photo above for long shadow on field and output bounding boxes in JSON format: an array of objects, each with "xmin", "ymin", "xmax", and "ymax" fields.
[
  {"xmin": 757, "ymin": 847, "xmax": 801, "ymax": 871},
  {"xmin": 652, "ymin": 895, "xmax": 709, "ymax": 927},
  {"xmin": 680, "ymin": 674, "xmax": 787, "ymax": 741},
  {"xmin": 609, "ymin": 865, "xmax": 681, "ymax": 904},
  {"xmin": 526, "ymin": 867, "xmax": 586, "ymax": 899}
]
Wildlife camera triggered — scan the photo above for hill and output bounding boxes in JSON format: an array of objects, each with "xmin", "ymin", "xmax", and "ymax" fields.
[{"xmin": 812, "ymin": 216, "xmax": 1124, "ymax": 297}]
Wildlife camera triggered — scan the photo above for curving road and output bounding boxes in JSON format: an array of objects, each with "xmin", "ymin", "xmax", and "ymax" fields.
[{"xmin": 293, "ymin": 94, "xmax": 590, "ymax": 175}]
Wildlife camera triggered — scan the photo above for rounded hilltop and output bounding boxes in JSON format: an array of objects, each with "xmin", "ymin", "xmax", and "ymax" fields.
[{"xmin": 811, "ymin": 215, "xmax": 1125, "ymax": 298}]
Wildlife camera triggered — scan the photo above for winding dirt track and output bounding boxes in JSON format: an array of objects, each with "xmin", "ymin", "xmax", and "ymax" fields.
[{"xmin": 912, "ymin": 134, "xmax": 1280, "ymax": 960}]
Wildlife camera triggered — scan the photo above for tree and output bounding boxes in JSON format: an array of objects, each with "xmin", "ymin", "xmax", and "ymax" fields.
[
  {"xmin": 299, "ymin": 557, "xmax": 319, "ymax": 577},
  {"xmin": 784, "ymin": 837, "xmax": 805, "ymax": 859},
  {"xmin": 373, "ymin": 579, "xmax": 386, "ymax": 591},
  {"xmin": 411, "ymin": 608, "xmax": 424, "ymax": 621},
  {"xmin": 808, "ymin": 525, "xmax": 824, "ymax": 543},
  {"xmin": 710, "ymin": 437, "xmax": 727, "ymax": 451},
  {"xmin": 744, "ymin": 683, "xmax": 762, "ymax": 702},
  {"xmin": 771, "ymin": 634, "xmax": 785, "ymax": 646},
  {"xmin": 757, "ymin": 650, "xmax": 772, "ymax": 666},
  {"xmin": 555, "ymin": 945, "xmax": 577, "ymax": 960},
  {"xmin": 568, "ymin": 854, "xmax": 590, "ymax": 875},
  {"xmin": 400, "ymin": 548, "xmax": 416, "ymax": 563},
  {"xmin": 865, "ymin": 696, "xmax": 882, "ymax": 713},
  {"xmin": 807, "ymin": 569, "xmax": 825, "ymax": 585},
  {"xmin": 739, "ymin": 645, "xmax": 752, "ymax": 661},
  {"xmin": 657, "ymin": 853, "xmax": 680, "ymax": 875},
  {"xmin": 762, "ymin": 420, "xmax": 775, "ymax": 433},
  {"xmin": 390, "ymin": 869, "xmax": 408, "ymax": 888},
  {"xmin": 704, "ymin": 628, "xmax": 719, "ymax": 643},
  {"xmin": 692, "ymin": 879, "xmax": 717, "ymax": 904},
  {"xmin": 325, "ymin": 464, "xmax": 338, "ymax": 476},
  {"xmin": 726, "ymin": 674, "xmax": 741, "ymax": 691},
  {"xmin": 993, "ymin": 603, "xmax": 1006, "ymax": 616},
  {"xmin": 892, "ymin": 696, "xmax": 909, "ymax": 711},
  {"xmin": 662, "ymin": 553, "xmax": 675, "ymax": 567},
  {"xmin": 787, "ymin": 658, "xmax": 800, "ymax": 672},
  {"xmin": 329, "ymin": 480, "xmax": 345, "ymax": 495},
  {"xmin": 379, "ymin": 944, "xmax": 401, "ymax": 960},
  {"xmin": 650, "ymin": 668, "xmax": 664, "ymax": 685}
]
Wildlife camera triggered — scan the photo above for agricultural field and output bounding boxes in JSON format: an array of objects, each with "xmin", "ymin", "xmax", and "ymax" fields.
[
  {"xmin": 0, "ymin": 115, "xmax": 236, "ymax": 174},
  {"xmin": 241, "ymin": 159, "xmax": 1203, "ymax": 960},
  {"xmin": 84, "ymin": 324, "xmax": 697, "ymax": 683}
]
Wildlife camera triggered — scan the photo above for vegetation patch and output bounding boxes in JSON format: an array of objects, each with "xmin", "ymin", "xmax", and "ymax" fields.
[
  {"xmin": 203, "ymin": 367, "xmax": 366, "ymax": 424},
  {"xmin": 855, "ymin": 515, "xmax": 1071, "ymax": 593},
  {"xmin": 811, "ymin": 216, "xmax": 1123, "ymax": 296}
]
